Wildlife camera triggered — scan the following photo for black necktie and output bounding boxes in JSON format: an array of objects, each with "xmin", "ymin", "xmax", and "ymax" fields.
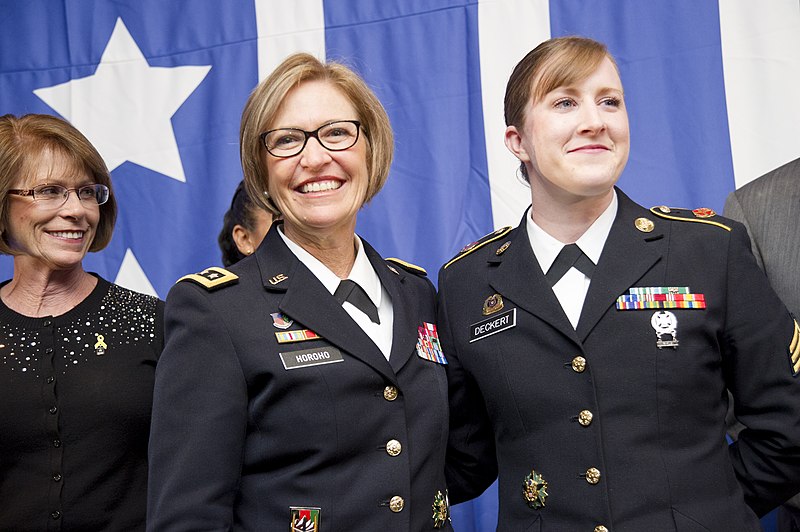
[
  {"xmin": 334, "ymin": 279, "xmax": 380, "ymax": 324},
  {"xmin": 545, "ymin": 244, "xmax": 595, "ymax": 287}
]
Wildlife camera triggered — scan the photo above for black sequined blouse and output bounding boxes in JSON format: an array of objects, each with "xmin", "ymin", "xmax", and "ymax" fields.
[{"xmin": 0, "ymin": 275, "xmax": 164, "ymax": 531}]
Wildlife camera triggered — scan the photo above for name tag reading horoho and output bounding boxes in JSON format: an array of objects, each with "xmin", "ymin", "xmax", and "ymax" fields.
[
  {"xmin": 469, "ymin": 308, "xmax": 517, "ymax": 343},
  {"xmin": 280, "ymin": 346, "xmax": 344, "ymax": 370}
]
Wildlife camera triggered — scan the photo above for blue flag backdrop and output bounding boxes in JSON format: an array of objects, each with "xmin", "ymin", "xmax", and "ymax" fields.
[{"xmin": 2, "ymin": 1, "xmax": 800, "ymax": 530}]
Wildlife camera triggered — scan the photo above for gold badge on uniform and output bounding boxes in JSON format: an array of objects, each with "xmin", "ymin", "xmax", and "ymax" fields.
[
  {"xmin": 483, "ymin": 294, "xmax": 504, "ymax": 315},
  {"xmin": 290, "ymin": 507, "xmax": 320, "ymax": 532},
  {"xmin": 651, "ymin": 310, "xmax": 679, "ymax": 349},
  {"xmin": 432, "ymin": 490, "xmax": 450, "ymax": 528},
  {"xmin": 692, "ymin": 207, "xmax": 716, "ymax": 218},
  {"xmin": 495, "ymin": 241, "xmax": 511, "ymax": 255},
  {"xmin": 634, "ymin": 217, "xmax": 654, "ymax": 233},
  {"xmin": 523, "ymin": 469, "xmax": 548, "ymax": 509},
  {"xmin": 269, "ymin": 273, "xmax": 288, "ymax": 285}
]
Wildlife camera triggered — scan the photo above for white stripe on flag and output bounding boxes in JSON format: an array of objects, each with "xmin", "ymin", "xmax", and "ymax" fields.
[
  {"xmin": 479, "ymin": 0, "xmax": 551, "ymax": 229},
  {"xmin": 719, "ymin": 1, "xmax": 800, "ymax": 187},
  {"xmin": 255, "ymin": 0, "xmax": 326, "ymax": 81}
]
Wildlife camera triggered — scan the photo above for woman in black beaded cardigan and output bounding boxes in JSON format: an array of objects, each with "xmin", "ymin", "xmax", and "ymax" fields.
[{"xmin": 0, "ymin": 113, "xmax": 164, "ymax": 531}]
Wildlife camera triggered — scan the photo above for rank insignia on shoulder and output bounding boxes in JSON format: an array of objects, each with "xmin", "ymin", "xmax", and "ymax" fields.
[
  {"xmin": 385, "ymin": 257, "xmax": 427, "ymax": 276},
  {"xmin": 444, "ymin": 226, "xmax": 513, "ymax": 269},
  {"xmin": 649, "ymin": 206, "xmax": 731, "ymax": 231},
  {"xmin": 789, "ymin": 320, "xmax": 800, "ymax": 376},
  {"xmin": 178, "ymin": 267, "xmax": 238, "ymax": 291},
  {"xmin": 290, "ymin": 506, "xmax": 320, "ymax": 532},
  {"xmin": 432, "ymin": 490, "xmax": 450, "ymax": 528}
]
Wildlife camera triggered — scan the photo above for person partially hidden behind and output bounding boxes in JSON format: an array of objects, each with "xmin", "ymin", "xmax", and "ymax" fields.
[
  {"xmin": 147, "ymin": 54, "xmax": 451, "ymax": 531},
  {"xmin": 438, "ymin": 36, "xmax": 800, "ymax": 531},
  {"xmin": 724, "ymin": 156, "xmax": 800, "ymax": 532},
  {"xmin": 0, "ymin": 113, "xmax": 164, "ymax": 530},
  {"xmin": 217, "ymin": 179, "xmax": 273, "ymax": 266}
]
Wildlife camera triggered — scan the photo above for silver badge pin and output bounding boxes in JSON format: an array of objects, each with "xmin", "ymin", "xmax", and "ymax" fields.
[{"xmin": 651, "ymin": 310, "xmax": 679, "ymax": 349}]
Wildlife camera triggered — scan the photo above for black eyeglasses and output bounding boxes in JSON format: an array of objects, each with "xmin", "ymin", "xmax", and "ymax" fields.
[
  {"xmin": 260, "ymin": 120, "xmax": 361, "ymax": 158},
  {"xmin": 8, "ymin": 183, "xmax": 110, "ymax": 209}
]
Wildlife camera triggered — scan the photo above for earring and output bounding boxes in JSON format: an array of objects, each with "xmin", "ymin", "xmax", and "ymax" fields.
[
  {"xmin": 515, "ymin": 165, "xmax": 530, "ymax": 188},
  {"xmin": 246, "ymin": 248, "xmax": 254, "ymax": 255}
]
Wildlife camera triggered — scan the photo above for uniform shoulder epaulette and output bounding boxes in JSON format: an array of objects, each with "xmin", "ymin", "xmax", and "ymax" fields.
[
  {"xmin": 649, "ymin": 205, "xmax": 731, "ymax": 231},
  {"xmin": 444, "ymin": 226, "xmax": 513, "ymax": 269},
  {"xmin": 177, "ymin": 266, "xmax": 239, "ymax": 291},
  {"xmin": 385, "ymin": 257, "xmax": 427, "ymax": 276}
]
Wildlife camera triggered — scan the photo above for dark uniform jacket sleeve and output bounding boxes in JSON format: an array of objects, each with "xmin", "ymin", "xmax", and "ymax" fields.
[
  {"xmin": 438, "ymin": 189, "xmax": 800, "ymax": 530},
  {"xmin": 147, "ymin": 278, "xmax": 248, "ymax": 530}
]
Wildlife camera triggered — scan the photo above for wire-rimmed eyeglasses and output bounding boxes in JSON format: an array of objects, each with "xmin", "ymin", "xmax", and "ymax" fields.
[
  {"xmin": 260, "ymin": 120, "xmax": 361, "ymax": 158},
  {"xmin": 8, "ymin": 183, "xmax": 110, "ymax": 209}
]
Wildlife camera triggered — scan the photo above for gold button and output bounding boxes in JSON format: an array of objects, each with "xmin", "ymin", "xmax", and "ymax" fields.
[
  {"xmin": 389, "ymin": 495, "xmax": 404, "ymax": 512},
  {"xmin": 383, "ymin": 386, "xmax": 398, "ymax": 401},
  {"xmin": 594, "ymin": 526, "xmax": 609, "ymax": 532},
  {"xmin": 578, "ymin": 410, "xmax": 593, "ymax": 426},
  {"xmin": 571, "ymin": 356, "xmax": 586, "ymax": 373},
  {"xmin": 386, "ymin": 439, "xmax": 402, "ymax": 457},
  {"xmin": 585, "ymin": 467, "xmax": 601, "ymax": 484}
]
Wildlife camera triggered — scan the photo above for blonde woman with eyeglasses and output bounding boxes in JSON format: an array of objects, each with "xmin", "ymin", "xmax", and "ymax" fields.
[{"xmin": 0, "ymin": 113, "xmax": 164, "ymax": 531}]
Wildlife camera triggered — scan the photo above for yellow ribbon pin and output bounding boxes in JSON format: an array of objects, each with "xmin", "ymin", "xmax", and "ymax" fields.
[{"xmin": 94, "ymin": 333, "xmax": 108, "ymax": 355}]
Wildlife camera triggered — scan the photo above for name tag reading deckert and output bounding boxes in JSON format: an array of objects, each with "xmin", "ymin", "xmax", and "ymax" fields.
[
  {"xmin": 469, "ymin": 308, "xmax": 517, "ymax": 343},
  {"xmin": 280, "ymin": 346, "xmax": 344, "ymax": 370}
]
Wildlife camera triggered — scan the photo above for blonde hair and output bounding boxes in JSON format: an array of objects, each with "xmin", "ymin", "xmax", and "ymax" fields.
[
  {"xmin": 240, "ymin": 53, "xmax": 393, "ymax": 215},
  {"xmin": 504, "ymin": 36, "xmax": 616, "ymax": 130},
  {"xmin": 0, "ymin": 114, "xmax": 117, "ymax": 255}
]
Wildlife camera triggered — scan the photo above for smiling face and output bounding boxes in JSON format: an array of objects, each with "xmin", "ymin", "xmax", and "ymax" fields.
[
  {"xmin": 505, "ymin": 57, "xmax": 630, "ymax": 209},
  {"xmin": 264, "ymin": 80, "xmax": 369, "ymax": 244},
  {"xmin": 5, "ymin": 147, "xmax": 99, "ymax": 273}
]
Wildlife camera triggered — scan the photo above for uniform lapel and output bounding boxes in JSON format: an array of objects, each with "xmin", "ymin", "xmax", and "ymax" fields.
[
  {"xmin": 363, "ymin": 240, "xmax": 418, "ymax": 374},
  {"xmin": 255, "ymin": 224, "xmax": 397, "ymax": 383},
  {"xmin": 489, "ymin": 210, "xmax": 580, "ymax": 343},
  {"xmin": 575, "ymin": 190, "xmax": 665, "ymax": 341}
]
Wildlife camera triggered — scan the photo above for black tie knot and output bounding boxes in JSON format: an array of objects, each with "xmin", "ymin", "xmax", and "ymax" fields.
[
  {"xmin": 334, "ymin": 279, "xmax": 380, "ymax": 324},
  {"xmin": 545, "ymin": 244, "xmax": 595, "ymax": 287}
]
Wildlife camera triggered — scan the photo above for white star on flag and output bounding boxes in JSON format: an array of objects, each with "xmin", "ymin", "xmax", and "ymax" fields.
[
  {"xmin": 33, "ymin": 17, "xmax": 211, "ymax": 183},
  {"xmin": 114, "ymin": 249, "xmax": 158, "ymax": 297}
]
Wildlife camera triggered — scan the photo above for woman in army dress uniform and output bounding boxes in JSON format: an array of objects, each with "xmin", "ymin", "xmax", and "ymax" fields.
[
  {"xmin": 439, "ymin": 36, "xmax": 800, "ymax": 531},
  {"xmin": 147, "ymin": 54, "xmax": 452, "ymax": 531}
]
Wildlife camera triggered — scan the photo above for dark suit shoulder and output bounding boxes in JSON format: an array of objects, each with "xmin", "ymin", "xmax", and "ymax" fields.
[
  {"xmin": 735, "ymin": 157, "xmax": 800, "ymax": 204},
  {"xmin": 649, "ymin": 205, "xmax": 732, "ymax": 232},
  {"xmin": 443, "ymin": 226, "xmax": 514, "ymax": 270}
]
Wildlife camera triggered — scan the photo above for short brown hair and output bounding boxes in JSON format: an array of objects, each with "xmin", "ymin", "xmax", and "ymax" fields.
[
  {"xmin": 504, "ymin": 36, "xmax": 616, "ymax": 130},
  {"xmin": 240, "ymin": 53, "xmax": 393, "ymax": 215},
  {"xmin": 0, "ymin": 114, "xmax": 117, "ymax": 255}
]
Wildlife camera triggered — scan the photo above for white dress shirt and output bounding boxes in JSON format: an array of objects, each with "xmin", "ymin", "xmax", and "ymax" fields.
[
  {"xmin": 278, "ymin": 227, "xmax": 394, "ymax": 360},
  {"xmin": 527, "ymin": 191, "xmax": 618, "ymax": 328}
]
